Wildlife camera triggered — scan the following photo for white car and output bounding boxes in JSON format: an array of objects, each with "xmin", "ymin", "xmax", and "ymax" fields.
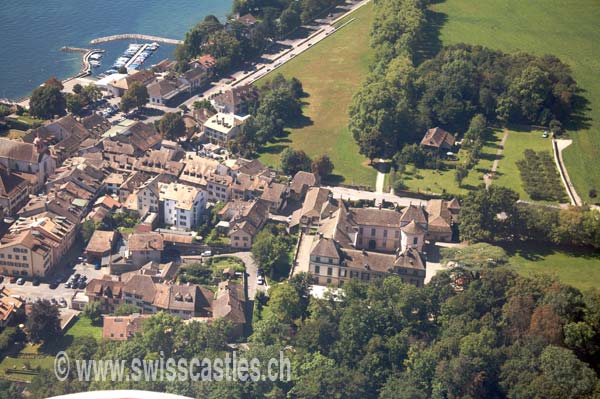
[
  {"xmin": 201, "ymin": 250, "xmax": 212, "ymax": 257},
  {"xmin": 257, "ymin": 275, "xmax": 265, "ymax": 285}
]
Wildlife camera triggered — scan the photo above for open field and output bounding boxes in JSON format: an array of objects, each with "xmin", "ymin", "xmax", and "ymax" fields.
[
  {"xmin": 430, "ymin": 0, "xmax": 600, "ymax": 203},
  {"xmin": 257, "ymin": 3, "xmax": 377, "ymax": 187},
  {"xmin": 504, "ymin": 242, "xmax": 600, "ymax": 291},
  {"xmin": 396, "ymin": 128, "xmax": 503, "ymax": 195},
  {"xmin": 493, "ymin": 129, "xmax": 564, "ymax": 201}
]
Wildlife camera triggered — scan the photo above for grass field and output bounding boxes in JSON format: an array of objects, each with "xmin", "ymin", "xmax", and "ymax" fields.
[
  {"xmin": 430, "ymin": 0, "xmax": 600, "ymax": 203},
  {"xmin": 257, "ymin": 3, "xmax": 377, "ymax": 187},
  {"xmin": 396, "ymin": 128, "xmax": 503, "ymax": 195},
  {"xmin": 0, "ymin": 316, "xmax": 102, "ymax": 381},
  {"xmin": 504, "ymin": 242, "xmax": 600, "ymax": 291},
  {"xmin": 493, "ymin": 129, "xmax": 565, "ymax": 201}
]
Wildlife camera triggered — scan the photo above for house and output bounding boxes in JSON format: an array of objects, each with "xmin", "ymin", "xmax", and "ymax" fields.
[
  {"xmin": 102, "ymin": 314, "xmax": 150, "ymax": 341},
  {"xmin": 105, "ymin": 172, "xmax": 125, "ymax": 195},
  {"xmin": 203, "ymin": 113, "xmax": 250, "ymax": 145},
  {"xmin": 126, "ymin": 232, "xmax": 163, "ymax": 267},
  {"xmin": 0, "ymin": 287, "xmax": 24, "ymax": 327},
  {"xmin": 260, "ymin": 181, "xmax": 288, "ymax": 213},
  {"xmin": 179, "ymin": 153, "xmax": 222, "ymax": 189},
  {"xmin": 182, "ymin": 66, "xmax": 210, "ymax": 92},
  {"xmin": 206, "ymin": 173, "xmax": 233, "ymax": 203},
  {"xmin": 0, "ymin": 167, "xmax": 31, "ymax": 217},
  {"xmin": 425, "ymin": 199, "xmax": 459, "ymax": 242},
  {"xmin": 219, "ymin": 199, "xmax": 270, "ymax": 249},
  {"xmin": 81, "ymin": 114, "xmax": 112, "ymax": 136},
  {"xmin": 147, "ymin": 76, "xmax": 191, "ymax": 106},
  {"xmin": 420, "ymin": 127, "xmax": 456, "ymax": 152},
  {"xmin": 308, "ymin": 236, "xmax": 426, "ymax": 288},
  {"xmin": 0, "ymin": 212, "xmax": 76, "ymax": 278},
  {"xmin": 159, "ymin": 182, "xmax": 207, "ymax": 230},
  {"xmin": 84, "ymin": 230, "xmax": 118, "ymax": 264},
  {"xmin": 211, "ymin": 85, "xmax": 259, "ymax": 115},
  {"xmin": 88, "ymin": 276, "xmax": 247, "ymax": 333},
  {"xmin": 189, "ymin": 55, "xmax": 217, "ymax": 76},
  {"xmin": 236, "ymin": 13, "xmax": 258, "ymax": 27},
  {"xmin": 134, "ymin": 149, "xmax": 184, "ymax": 177},
  {"xmin": 135, "ymin": 175, "xmax": 161, "ymax": 217},
  {"xmin": 213, "ymin": 281, "xmax": 247, "ymax": 336},
  {"xmin": 0, "ymin": 138, "xmax": 56, "ymax": 190},
  {"xmin": 289, "ymin": 171, "xmax": 318, "ymax": 201},
  {"xmin": 290, "ymin": 187, "xmax": 333, "ymax": 231},
  {"xmin": 107, "ymin": 70, "xmax": 156, "ymax": 97}
]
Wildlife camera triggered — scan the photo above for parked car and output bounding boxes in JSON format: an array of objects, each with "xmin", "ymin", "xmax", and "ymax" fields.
[
  {"xmin": 59, "ymin": 298, "xmax": 67, "ymax": 308},
  {"xmin": 50, "ymin": 298, "xmax": 58, "ymax": 306},
  {"xmin": 65, "ymin": 282, "xmax": 72, "ymax": 289},
  {"xmin": 201, "ymin": 250, "xmax": 212, "ymax": 257},
  {"xmin": 9, "ymin": 276, "xmax": 18, "ymax": 284},
  {"xmin": 32, "ymin": 277, "xmax": 41, "ymax": 286},
  {"xmin": 78, "ymin": 281, "xmax": 87, "ymax": 289},
  {"xmin": 94, "ymin": 263, "xmax": 102, "ymax": 270},
  {"xmin": 257, "ymin": 275, "xmax": 265, "ymax": 285},
  {"xmin": 0, "ymin": 275, "xmax": 4, "ymax": 283},
  {"xmin": 16, "ymin": 278, "xmax": 25, "ymax": 285}
]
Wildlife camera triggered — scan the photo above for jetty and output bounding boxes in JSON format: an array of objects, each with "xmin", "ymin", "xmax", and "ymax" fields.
[
  {"xmin": 124, "ymin": 43, "xmax": 149, "ymax": 69},
  {"xmin": 90, "ymin": 34, "xmax": 183, "ymax": 45},
  {"xmin": 60, "ymin": 47, "xmax": 105, "ymax": 79}
]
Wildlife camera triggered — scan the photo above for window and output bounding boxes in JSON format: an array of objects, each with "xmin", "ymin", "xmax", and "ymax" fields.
[
  {"xmin": 395, "ymin": 231, "xmax": 400, "ymax": 238},
  {"xmin": 359, "ymin": 227, "xmax": 363, "ymax": 235},
  {"xmin": 371, "ymin": 228, "xmax": 376, "ymax": 236},
  {"xmin": 315, "ymin": 256, "xmax": 320, "ymax": 263},
  {"xmin": 328, "ymin": 258, "xmax": 333, "ymax": 264},
  {"xmin": 340, "ymin": 269, "xmax": 346, "ymax": 277},
  {"xmin": 327, "ymin": 267, "xmax": 332, "ymax": 276},
  {"xmin": 413, "ymin": 237, "xmax": 418, "ymax": 245},
  {"xmin": 382, "ymin": 241, "xmax": 386, "ymax": 248},
  {"xmin": 383, "ymin": 230, "xmax": 387, "ymax": 238},
  {"xmin": 315, "ymin": 265, "xmax": 320, "ymax": 274}
]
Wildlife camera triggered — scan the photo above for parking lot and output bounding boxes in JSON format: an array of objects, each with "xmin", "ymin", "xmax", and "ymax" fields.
[{"xmin": 1, "ymin": 262, "xmax": 107, "ymax": 307}]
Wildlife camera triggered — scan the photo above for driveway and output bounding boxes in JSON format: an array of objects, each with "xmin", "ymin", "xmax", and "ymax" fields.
[
  {"xmin": 324, "ymin": 186, "xmax": 428, "ymax": 208},
  {"xmin": 424, "ymin": 242, "xmax": 463, "ymax": 283}
]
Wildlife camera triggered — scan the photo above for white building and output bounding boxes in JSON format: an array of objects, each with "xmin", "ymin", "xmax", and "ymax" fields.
[
  {"xmin": 203, "ymin": 113, "xmax": 250, "ymax": 145},
  {"xmin": 159, "ymin": 183, "xmax": 206, "ymax": 230}
]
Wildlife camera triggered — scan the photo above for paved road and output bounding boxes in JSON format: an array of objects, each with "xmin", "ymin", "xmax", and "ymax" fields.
[
  {"xmin": 182, "ymin": 252, "xmax": 267, "ymax": 300},
  {"xmin": 324, "ymin": 185, "xmax": 428, "ymax": 208},
  {"xmin": 553, "ymin": 138, "xmax": 583, "ymax": 206},
  {"xmin": 145, "ymin": 0, "xmax": 372, "ymax": 115}
]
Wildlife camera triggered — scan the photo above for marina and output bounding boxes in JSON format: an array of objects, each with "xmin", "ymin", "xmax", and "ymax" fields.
[{"xmin": 103, "ymin": 42, "xmax": 160, "ymax": 75}]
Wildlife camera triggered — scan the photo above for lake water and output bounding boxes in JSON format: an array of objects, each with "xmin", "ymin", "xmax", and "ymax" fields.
[{"xmin": 0, "ymin": 0, "xmax": 232, "ymax": 100}]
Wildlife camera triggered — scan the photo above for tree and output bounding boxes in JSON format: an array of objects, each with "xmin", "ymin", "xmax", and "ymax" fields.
[
  {"xmin": 121, "ymin": 82, "xmax": 148, "ymax": 112},
  {"xmin": 280, "ymin": 148, "xmax": 312, "ymax": 175},
  {"xmin": 119, "ymin": 94, "xmax": 137, "ymax": 113},
  {"xmin": 460, "ymin": 186, "xmax": 520, "ymax": 242},
  {"xmin": 82, "ymin": 301, "xmax": 103, "ymax": 326},
  {"xmin": 311, "ymin": 154, "xmax": 334, "ymax": 178},
  {"xmin": 118, "ymin": 65, "xmax": 128, "ymax": 74},
  {"xmin": 81, "ymin": 84, "xmax": 102, "ymax": 105},
  {"xmin": 251, "ymin": 228, "xmax": 289, "ymax": 278},
  {"xmin": 114, "ymin": 303, "xmax": 142, "ymax": 316},
  {"xmin": 72, "ymin": 83, "xmax": 83, "ymax": 94},
  {"xmin": 44, "ymin": 76, "xmax": 64, "ymax": 90},
  {"xmin": 66, "ymin": 93, "xmax": 84, "ymax": 115},
  {"xmin": 279, "ymin": 6, "xmax": 301, "ymax": 36},
  {"xmin": 26, "ymin": 300, "xmax": 61, "ymax": 343},
  {"xmin": 463, "ymin": 114, "xmax": 487, "ymax": 144},
  {"xmin": 549, "ymin": 119, "xmax": 563, "ymax": 136},
  {"xmin": 29, "ymin": 85, "xmax": 66, "ymax": 119},
  {"xmin": 0, "ymin": 105, "xmax": 13, "ymax": 119},
  {"xmin": 79, "ymin": 219, "xmax": 97, "ymax": 244},
  {"xmin": 455, "ymin": 164, "xmax": 468, "ymax": 187},
  {"xmin": 158, "ymin": 112, "xmax": 186, "ymax": 140}
]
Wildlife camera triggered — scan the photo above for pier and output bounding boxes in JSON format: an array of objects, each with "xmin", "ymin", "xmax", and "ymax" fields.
[
  {"xmin": 90, "ymin": 34, "xmax": 183, "ymax": 45},
  {"xmin": 124, "ymin": 43, "xmax": 149, "ymax": 69}
]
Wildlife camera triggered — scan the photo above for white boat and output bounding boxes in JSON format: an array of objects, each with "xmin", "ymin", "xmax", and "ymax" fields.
[{"xmin": 90, "ymin": 61, "xmax": 101, "ymax": 67}]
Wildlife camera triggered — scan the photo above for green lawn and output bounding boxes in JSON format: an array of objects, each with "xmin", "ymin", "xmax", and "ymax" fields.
[
  {"xmin": 504, "ymin": 242, "xmax": 600, "ymax": 291},
  {"xmin": 0, "ymin": 316, "xmax": 102, "ymax": 381},
  {"xmin": 397, "ymin": 128, "xmax": 503, "ymax": 195},
  {"xmin": 430, "ymin": 0, "xmax": 600, "ymax": 203},
  {"xmin": 257, "ymin": 3, "xmax": 377, "ymax": 187},
  {"xmin": 493, "ymin": 129, "xmax": 564, "ymax": 202}
]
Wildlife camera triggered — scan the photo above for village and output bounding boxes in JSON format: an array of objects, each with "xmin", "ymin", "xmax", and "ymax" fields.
[{"xmin": 0, "ymin": 61, "xmax": 463, "ymax": 342}]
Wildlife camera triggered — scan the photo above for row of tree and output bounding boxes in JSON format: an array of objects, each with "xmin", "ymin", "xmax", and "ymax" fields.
[
  {"xmin": 460, "ymin": 185, "xmax": 600, "ymax": 249},
  {"xmin": 349, "ymin": 0, "xmax": 579, "ymax": 161}
]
